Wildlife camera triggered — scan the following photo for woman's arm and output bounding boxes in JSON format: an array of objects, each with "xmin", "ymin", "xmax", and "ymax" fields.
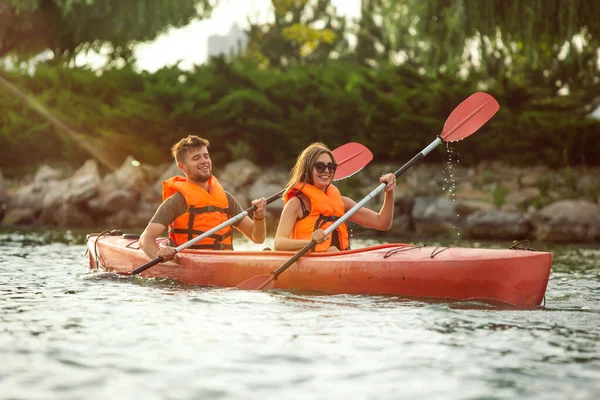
[
  {"xmin": 344, "ymin": 173, "xmax": 396, "ymax": 231},
  {"xmin": 274, "ymin": 197, "xmax": 313, "ymax": 251}
]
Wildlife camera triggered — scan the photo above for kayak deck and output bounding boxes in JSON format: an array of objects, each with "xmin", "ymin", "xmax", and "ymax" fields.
[{"xmin": 87, "ymin": 234, "xmax": 552, "ymax": 308}]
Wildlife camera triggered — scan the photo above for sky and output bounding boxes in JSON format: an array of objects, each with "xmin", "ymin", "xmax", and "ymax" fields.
[{"xmin": 77, "ymin": 0, "xmax": 361, "ymax": 72}]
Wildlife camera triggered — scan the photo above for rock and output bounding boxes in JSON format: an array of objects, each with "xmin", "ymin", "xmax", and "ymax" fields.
[
  {"xmin": 454, "ymin": 199, "xmax": 495, "ymax": 216},
  {"xmin": 412, "ymin": 197, "xmax": 458, "ymax": 235},
  {"xmin": 395, "ymin": 196, "xmax": 415, "ymax": 215},
  {"xmin": 505, "ymin": 187, "xmax": 541, "ymax": 208},
  {"xmin": 576, "ymin": 174, "xmax": 599, "ymax": 197},
  {"xmin": 453, "ymin": 182, "xmax": 492, "ymax": 202},
  {"xmin": 53, "ymin": 203, "xmax": 95, "ymax": 227},
  {"xmin": 39, "ymin": 181, "xmax": 70, "ymax": 224},
  {"xmin": 219, "ymin": 159, "xmax": 261, "ymax": 189},
  {"xmin": 247, "ymin": 180, "xmax": 284, "ymax": 213},
  {"xmin": 520, "ymin": 166, "xmax": 551, "ymax": 187},
  {"xmin": 463, "ymin": 210, "xmax": 531, "ymax": 240},
  {"xmin": 33, "ymin": 165, "xmax": 62, "ymax": 184},
  {"xmin": 105, "ymin": 210, "xmax": 137, "ymax": 228},
  {"xmin": 2, "ymin": 208, "xmax": 38, "ymax": 226},
  {"xmin": 66, "ymin": 160, "xmax": 101, "ymax": 204},
  {"xmin": 246, "ymin": 168, "xmax": 289, "ymax": 213},
  {"xmin": 405, "ymin": 164, "xmax": 444, "ymax": 196},
  {"xmin": 88, "ymin": 189, "xmax": 138, "ymax": 214},
  {"xmin": 10, "ymin": 182, "xmax": 47, "ymax": 211},
  {"xmin": 532, "ymin": 200, "xmax": 600, "ymax": 242},
  {"xmin": 388, "ymin": 214, "xmax": 412, "ymax": 236},
  {"xmin": 112, "ymin": 156, "xmax": 148, "ymax": 194}
]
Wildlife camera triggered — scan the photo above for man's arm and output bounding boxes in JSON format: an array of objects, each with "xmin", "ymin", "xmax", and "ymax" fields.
[
  {"xmin": 139, "ymin": 193, "xmax": 187, "ymax": 261},
  {"xmin": 227, "ymin": 193, "xmax": 267, "ymax": 244},
  {"xmin": 140, "ymin": 222, "xmax": 169, "ymax": 260}
]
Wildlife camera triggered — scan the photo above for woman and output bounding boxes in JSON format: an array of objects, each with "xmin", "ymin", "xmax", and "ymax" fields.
[{"xmin": 274, "ymin": 142, "xmax": 396, "ymax": 252}]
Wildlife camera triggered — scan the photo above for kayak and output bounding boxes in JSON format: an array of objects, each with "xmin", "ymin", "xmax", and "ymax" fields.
[{"xmin": 86, "ymin": 233, "xmax": 552, "ymax": 308}]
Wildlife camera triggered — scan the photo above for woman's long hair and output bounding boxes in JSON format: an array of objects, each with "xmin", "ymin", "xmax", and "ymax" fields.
[{"xmin": 283, "ymin": 142, "xmax": 336, "ymax": 199}]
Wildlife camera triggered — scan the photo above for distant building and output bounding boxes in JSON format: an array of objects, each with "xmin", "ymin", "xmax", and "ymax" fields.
[{"xmin": 207, "ymin": 23, "xmax": 248, "ymax": 59}]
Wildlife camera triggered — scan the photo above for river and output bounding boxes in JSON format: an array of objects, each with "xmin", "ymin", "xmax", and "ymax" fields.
[{"xmin": 1, "ymin": 230, "xmax": 599, "ymax": 399}]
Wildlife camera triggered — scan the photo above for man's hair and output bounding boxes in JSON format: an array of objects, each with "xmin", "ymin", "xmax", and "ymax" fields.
[{"xmin": 171, "ymin": 135, "xmax": 210, "ymax": 163}]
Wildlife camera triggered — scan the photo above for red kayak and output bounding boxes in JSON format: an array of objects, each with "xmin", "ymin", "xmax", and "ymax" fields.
[{"xmin": 87, "ymin": 234, "xmax": 552, "ymax": 308}]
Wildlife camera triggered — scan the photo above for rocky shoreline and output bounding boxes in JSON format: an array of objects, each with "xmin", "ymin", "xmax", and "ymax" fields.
[{"xmin": 1, "ymin": 158, "xmax": 599, "ymax": 243}]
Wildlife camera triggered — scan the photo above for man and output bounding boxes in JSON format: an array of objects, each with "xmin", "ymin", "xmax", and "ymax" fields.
[{"xmin": 140, "ymin": 135, "xmax": 267, "ymax": 261}]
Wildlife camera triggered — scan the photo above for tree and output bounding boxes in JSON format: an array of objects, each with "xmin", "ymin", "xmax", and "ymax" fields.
[
  {"xmin": 245, "ymin": 0, "xmax": 348, "ymax": 68},
  {"xmin": 0, "ymin": 0, "xmax": 217, "ymax": 60},
  {"xmin": 356, "ymin": 0, "xmax": 600, "ymax": 90}
]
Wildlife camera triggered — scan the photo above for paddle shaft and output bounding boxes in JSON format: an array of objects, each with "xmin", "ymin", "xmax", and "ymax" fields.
[
  {"xmin": 130, "ymin": 189, "xmax": 284, "ymax": 275},
  {"xmin": 269, "ymin": 137, "xmax": 443, "ymax": 280}
]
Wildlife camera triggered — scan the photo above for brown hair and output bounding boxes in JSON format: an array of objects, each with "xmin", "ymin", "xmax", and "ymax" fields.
[
  {"xmin": 171, "ymin": 135, "xmax": 210, "ymax": 163},
  {"xmin": 283, "ymin": 142, "xmax": 336, "ymax": 199}
]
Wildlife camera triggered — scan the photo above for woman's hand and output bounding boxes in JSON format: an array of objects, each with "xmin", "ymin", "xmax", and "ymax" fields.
[
  {"xmin": 380, "ymin": 173, "xmax": 396, "ymax": 192},
  {"xmin": 311, "ymin": 229, "xmax": 328, "ymax": 244}
]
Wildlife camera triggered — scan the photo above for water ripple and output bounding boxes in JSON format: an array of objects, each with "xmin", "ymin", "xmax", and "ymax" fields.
[{"xmin": 1, "ymin": 231, "xmax": 599, "ymax": 399}]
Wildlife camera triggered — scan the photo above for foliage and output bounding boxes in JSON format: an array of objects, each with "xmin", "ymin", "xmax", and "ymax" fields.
[
  {"xmin": 492, "ymin": 183, "xmax": 508, "ymax": 209},
  {"xmin": 0, "ymin": 0, "xmax": 216, "ymax": 60},
  {"xmin": 1, "ymin": 58, "xmax": 600, "ymax": 178},
  {"xmin": 244, "ymin": 0, "xmax": 347, "ymax": 68},
  {"xmin": 357, "ymin": 0, "xmax": 600, "ymax": 92}
]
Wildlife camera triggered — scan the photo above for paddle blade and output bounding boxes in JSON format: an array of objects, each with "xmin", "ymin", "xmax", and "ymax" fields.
[
  {"xmin": 441, "ymin": 92, "xmax": 499, "ymax": 142},
  {"xmin": 331, "ymin": 142, "xmax": 373, "ymax": 180},
  {"xmin": 235, "ymin": 274, "xmax": 275, "ymax": 290}
]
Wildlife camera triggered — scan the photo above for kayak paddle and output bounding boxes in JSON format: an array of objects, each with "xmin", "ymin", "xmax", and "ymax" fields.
[
  {"xmin": 236, "ymin": 91, "xmax": 500, "ymax": 290},
  {"xmin": 130, "ymin": 142, "xmax": 373, "ymax": 275}
]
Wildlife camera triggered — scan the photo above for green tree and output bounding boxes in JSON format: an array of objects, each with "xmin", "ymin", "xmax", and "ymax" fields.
[
  {"xmin": 0, "ymin": 0, "xmax": 217, "ymax": 60},
  {"xmin": 357, "ymin": 0, "xmax": 600, "ymax": 90},
  {"xmin": 245, "ymin": 0, "xmax": 348, "ymax": 68}
]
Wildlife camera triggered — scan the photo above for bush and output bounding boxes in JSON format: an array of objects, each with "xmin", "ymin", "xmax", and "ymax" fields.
[{"xmin": 2, "ymin": 59, "xmax": 600, "ymax": 178}]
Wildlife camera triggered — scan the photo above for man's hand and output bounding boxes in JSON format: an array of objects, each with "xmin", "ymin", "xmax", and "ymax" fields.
[
  {"xmin": 156, "ymin": 246, "xmax": 177, "ymax": 261},
  {"xmin": 252, "ymin": 197, "xmax": 267, "ymax": 220}
]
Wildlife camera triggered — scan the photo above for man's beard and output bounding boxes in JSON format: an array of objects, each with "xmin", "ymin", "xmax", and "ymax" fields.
[{"xmin": 190, "ymin": 168, "xmax": 211, "ymax": 182}]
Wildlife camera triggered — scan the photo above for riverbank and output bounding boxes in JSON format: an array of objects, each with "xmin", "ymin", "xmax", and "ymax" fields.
[{"xmin": 1, "ymin": 158, "xmax": 599, "ymax": 244}]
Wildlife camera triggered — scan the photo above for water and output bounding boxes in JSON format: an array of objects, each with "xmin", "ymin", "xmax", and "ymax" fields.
[{"xmin": 1, "ymin": 230, "xmax": 599, "ymax": 400}]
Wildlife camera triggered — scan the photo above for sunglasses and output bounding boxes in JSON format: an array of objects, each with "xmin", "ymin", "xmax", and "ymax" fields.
[{"xmin": 314, "ymin": 161, "xmax": 338, "ymax": 173}]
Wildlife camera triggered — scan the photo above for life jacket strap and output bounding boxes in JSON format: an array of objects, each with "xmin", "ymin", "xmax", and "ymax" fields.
[{"xmin": 188, "ymin": 205, "xmax": 229, "ymax": 215}]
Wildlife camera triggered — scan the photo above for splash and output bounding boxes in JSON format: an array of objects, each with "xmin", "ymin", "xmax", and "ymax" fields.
[{"xmin": 444, "ymin": 142, "xmax": 461, "ymax": 239}]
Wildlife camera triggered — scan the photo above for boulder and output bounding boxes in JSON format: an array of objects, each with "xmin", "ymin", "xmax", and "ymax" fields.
[
  {"xmin": 532, "ymin": 200, "xmax": 600, "ymax": 242},
  {"xmin": 463, "ymin": 210, "xmax": 531, "ymax": 240},
  {"xmin": 33, "ymin": 165, "xmax": 62, "ymax": 185},
  {"xmin": 505, "ymin": 187, "xmax": 542, "ymax": 208},
  {"xmin": 219, "ymin": 159, "xmax": 261, "ymax": 189},
  {"xmin": 412, "ymin": 197, "xmax": 458, "ymax": 235},
  {"xmin": 65, "ymin": 160, "xmax": 101, "ymax": 204}
]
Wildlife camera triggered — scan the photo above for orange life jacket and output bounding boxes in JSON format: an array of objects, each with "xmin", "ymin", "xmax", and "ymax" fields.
[
  {"xmin": 284, "ymin": 183, "xmax": 350, "ymax": 252},
  {"xmin": 162, "ymin": 175, "xmax": 233, "ymax": 250}
]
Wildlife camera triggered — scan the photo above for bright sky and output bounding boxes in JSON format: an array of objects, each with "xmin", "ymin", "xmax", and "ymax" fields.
[{"xmin": 126, "ymin": 0, "xmax": 361, "ymax": 72}]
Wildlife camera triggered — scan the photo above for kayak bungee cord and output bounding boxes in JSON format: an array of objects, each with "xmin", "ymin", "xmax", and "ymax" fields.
[
  {"xmin": 87, "ymin": 230, "xmax": 123, "ymax": 271},
  {"xmin": 430, "ymin": 246, "xmax": 451, "ymax": 258},
  {"xmin": 382, "ymin": 244, "xmax": 450, "ymax": 259},
  {"xmin": 383, "ymin": 243, "xmax": 429, "ymax": 258}
]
